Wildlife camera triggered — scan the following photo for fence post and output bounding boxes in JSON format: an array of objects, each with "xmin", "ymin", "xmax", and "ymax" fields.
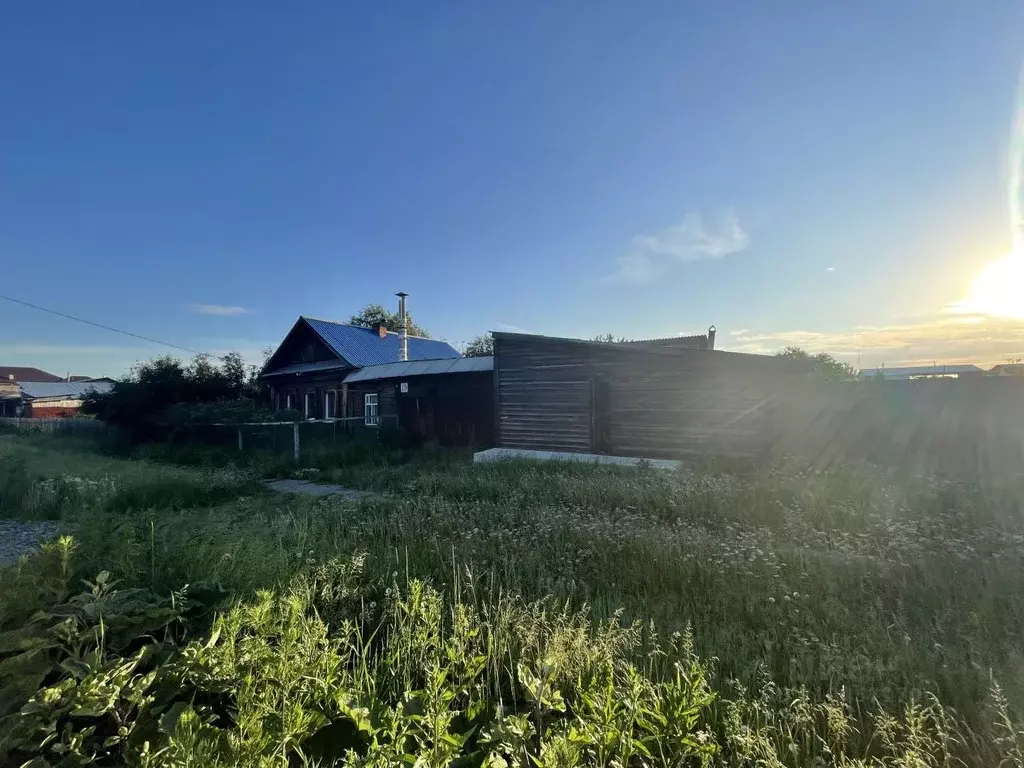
[
  {"xmin": 237, "ymin": 427, "xmax": 243, "ymax": 452},
  {"xmin": 293, "ymin": 421, "xmax": 300, "ymax": 463},
  {"xmin": 341, "ymin": 383, "xmax": 349, "ymax": 435}
]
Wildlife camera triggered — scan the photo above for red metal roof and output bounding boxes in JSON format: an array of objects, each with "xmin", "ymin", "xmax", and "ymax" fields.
[{"xmin": 0, "ymin": 366, "xmax": 62, "ymax": 382}]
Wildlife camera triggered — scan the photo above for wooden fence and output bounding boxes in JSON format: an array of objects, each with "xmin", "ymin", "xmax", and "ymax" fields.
[{"xmin": 0, "ymin": 417, "xmax": 114, "ymax": 436}]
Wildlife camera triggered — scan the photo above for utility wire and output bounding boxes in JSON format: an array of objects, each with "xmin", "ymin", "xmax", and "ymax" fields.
[{"xmin": 0, "ymin": 292, "xmax": 226, "ymax": 361}]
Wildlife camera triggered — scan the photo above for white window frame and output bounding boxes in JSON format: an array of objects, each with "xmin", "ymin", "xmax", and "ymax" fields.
[
  {"xmin": 304, "ymin": 392, "xmax": 315, "ymax": 420},
  {"xmin": 364, "ymin": 393, "xmax": 379, "ymax": 427},
  {"xmin": 325, "ymin": 390, "xmax": 337, "ymax": 420}
]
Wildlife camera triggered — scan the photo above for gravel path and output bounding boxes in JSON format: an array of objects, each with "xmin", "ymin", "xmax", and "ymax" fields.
[{"xmin": 0, "ymin": 520, "xmax": 62, "ymax": 566}]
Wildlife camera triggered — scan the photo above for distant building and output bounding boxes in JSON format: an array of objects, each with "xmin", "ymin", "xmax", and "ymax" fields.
[
  {"xmin": 859, "ymin": 364, "xmax": 985, "ymax": 380},
  {"xmin": 988, "ymin": 363, "xmax": 1024, "ymax": 376},
  {"xmin": 0, "ymin": 366, "xmax": 63, "ymax": 383},
  {"xmin": 0, "ymin": 379, "xmax": 113, "ymax": 418}
]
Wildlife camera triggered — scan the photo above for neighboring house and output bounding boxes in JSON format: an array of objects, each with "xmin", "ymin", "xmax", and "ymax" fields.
[
  {"xmin": 988, "ymin": 363, "xmax": 1024, "ymax": 376},
  {"xmin": 0, "ymin": 379, "xmax": 113, "ymax": 418},
  {"xmin": 0, "ymin": 378, "xmax": 19, "ymax": 413},
  {"xmin": 261, "ymin": 315, "xmax": 494, "ymax": 445},
  {"xmin": 860, "ymin": 364, "xmax": 985, "ymax": 380},
  {"xmin": 0, "ymin": 366, "xmax": 63, "ymax": 383}
]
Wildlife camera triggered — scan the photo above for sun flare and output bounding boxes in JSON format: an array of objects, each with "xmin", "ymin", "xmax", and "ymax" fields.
[{"xmin": 955, "ymin": 250, "xmax": 1024, "ymax": 319}]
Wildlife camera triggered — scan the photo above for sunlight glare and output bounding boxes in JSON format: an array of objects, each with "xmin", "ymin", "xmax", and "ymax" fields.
[{"xmin": 956, "ymin": 250, "xmax": 1024, "ymax": 319}]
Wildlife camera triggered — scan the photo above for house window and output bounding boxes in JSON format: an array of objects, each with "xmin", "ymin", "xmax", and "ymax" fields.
[
  {"xmin": 364, "ymin": 393, "xmax": 379, "ymax": 427},
  {"xmin": 325, "ymin": 390, "xmax": 337, "ymax": 420},
  {"xmin": 304, "ymin": 392, "xmax": 315, "ymax": 420}
]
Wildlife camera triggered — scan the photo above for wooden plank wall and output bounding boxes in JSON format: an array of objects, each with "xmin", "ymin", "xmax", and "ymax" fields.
[{"xmin": 494, "ymin": 334, "xmax": 1024, "ymax": 478}]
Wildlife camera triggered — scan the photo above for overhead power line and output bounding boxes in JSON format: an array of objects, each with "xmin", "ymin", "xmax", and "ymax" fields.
[{"xmin": 0, "ymin": 292, "xmax": 226, "ymax": 361}]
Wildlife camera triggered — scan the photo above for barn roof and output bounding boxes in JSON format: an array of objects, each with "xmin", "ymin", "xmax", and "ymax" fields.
[
  {"xmin": 490, "ymin": 331, "xmax": 711, "ymax": 355},
  {"xmin": 343, "ymin": 355, "xmax": 492, "ymax": 384}
]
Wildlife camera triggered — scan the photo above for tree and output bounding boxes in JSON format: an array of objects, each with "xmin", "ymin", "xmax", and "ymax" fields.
[
  {"xmin": 82, "ymin": 352, "xmax": 270, "ymax": 439},
  {"xmin": 220, "ymin": 351, "xmax": 250, "ymax": 397},
  {"xmin": 349, "ymin": 303, "xmax": 430, "ymax": 338},
  {"xmin": 775, "ymin": 346, "xmax": 857, "ymax": 382},
  {"xmin": 464, "ymin": 334, "xmax": 493, "ymax": 357}
]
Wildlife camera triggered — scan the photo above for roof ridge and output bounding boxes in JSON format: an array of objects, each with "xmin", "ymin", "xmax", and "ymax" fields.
[
  {"xmin": 302, "ymin": 316, "xmax": 436, "ymax": 341},
  {"xmin": 626, "ymin": 334, "xmax": 707, "ymax": 343}
]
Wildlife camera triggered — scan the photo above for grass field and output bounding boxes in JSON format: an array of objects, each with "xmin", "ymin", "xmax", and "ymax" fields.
[{"xmin": 1, "ymin": 430, "xmax": 1023, "ymax": 766}]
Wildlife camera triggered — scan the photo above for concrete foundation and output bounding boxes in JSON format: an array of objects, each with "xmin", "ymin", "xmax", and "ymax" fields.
[{"xmin": 472, "ymin": 447, "xmax": 681, "ymax": 470}]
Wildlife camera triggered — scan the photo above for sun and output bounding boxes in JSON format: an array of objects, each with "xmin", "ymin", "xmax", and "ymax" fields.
[{"xmin": 955, "ymin": 250, "xmax": 1024, "ymax": 319}]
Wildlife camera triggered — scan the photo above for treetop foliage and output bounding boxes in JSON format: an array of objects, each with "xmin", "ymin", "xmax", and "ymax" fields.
[
  {"xmin": 82, "ymin": 352, "xmax": 268, "ymax": 436},
  {"xmin": 348, "ymin": 303, "xmax": 430, "ymax": 338},
  {"xmin": 463, "ymin": 334, "xmax": 493, "ymax": 357},
  {"xmin": 775, "ymin": 346, "xmax": 858, "ymax": 381}
]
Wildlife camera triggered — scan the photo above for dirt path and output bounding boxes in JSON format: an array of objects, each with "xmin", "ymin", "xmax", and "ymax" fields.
[
  {"xmin": 0, "ymin": 520, "xmax": 61, "ymax": 566},
  {"xmin": 264, "ymin": 479, "xmax": 369, "ymax": 501}
]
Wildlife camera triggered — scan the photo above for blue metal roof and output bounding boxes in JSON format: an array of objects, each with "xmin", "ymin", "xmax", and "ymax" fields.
[
  {"xmin": 16, "ymin": 381, "xmax": 113, "ymax": 400},
  {"xmin": 303, "ymin": 317, "xmax": 460, "ymax": 367}
]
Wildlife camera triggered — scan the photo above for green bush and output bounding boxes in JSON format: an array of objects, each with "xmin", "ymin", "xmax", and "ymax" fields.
[{"xmin": 2, "ymin": 566, "xmax": 1021, "ymax": 766}]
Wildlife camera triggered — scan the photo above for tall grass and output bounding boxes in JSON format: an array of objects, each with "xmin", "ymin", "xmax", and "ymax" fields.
[
  {"xmin": 1, "ymin": 432, "xmax": 1023, "ymax": 765},
  {"xmin": 0, "ymin": 432, "xmax": 264, "ymax": 520}
]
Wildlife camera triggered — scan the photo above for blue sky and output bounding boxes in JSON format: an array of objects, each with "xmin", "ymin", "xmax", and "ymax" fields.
[{"xmin": 2, "ymin": 2, "xmax": 1023, "ymax": 376}]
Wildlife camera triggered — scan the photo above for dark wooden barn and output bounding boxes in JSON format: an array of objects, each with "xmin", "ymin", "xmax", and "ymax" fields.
[
  {"xmin": 493, "ymin": 330, "xmax": 725, "ymax": 457},
  {"xmin": 492, "ymin": 330, "xmax": 1024, "ymax": 476},
  {"xmin": 491, "ymin": 329, "xmax": 831, "ymax": 459}
]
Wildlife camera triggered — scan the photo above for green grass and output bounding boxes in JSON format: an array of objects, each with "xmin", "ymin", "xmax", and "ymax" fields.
[
  {"xmin": 1, "ymin": 431, "xmax": 1023, "ymax": 766},
  {"xmin": 0, "ymin": 432, "xmax": 264, "ymax": 520}
]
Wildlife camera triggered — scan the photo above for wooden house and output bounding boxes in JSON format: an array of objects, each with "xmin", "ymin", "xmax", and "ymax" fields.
[
  {"xmin": 344, "ymin": 356, "xmax": 494, "ymax": 446},
  {"xmin": 260, "ymin": 314, "xmax": 494, "ymax": 446}
]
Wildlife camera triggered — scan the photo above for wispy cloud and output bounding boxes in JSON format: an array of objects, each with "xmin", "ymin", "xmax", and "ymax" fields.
[
  {"xmin": 825, "ymin": 267, "xmax": 835, "ymax": 272},
  {"xmin": 724, "ymin": 314, "xmax": 1024, "ymax": 369},
  {"xmin": 492, "ymin": 322, "xmax": 533, "ymax": 334},
  {"xmin": 190, "ymin": 303, "xmax": 250, "ymax": 316},
  {"xmin": 604, "ymin": 209, "xmax": 749, "ymax": 285}
]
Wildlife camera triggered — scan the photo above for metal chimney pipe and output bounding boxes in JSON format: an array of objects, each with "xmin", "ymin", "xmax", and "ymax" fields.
[{"xmin": 396, "ymin": 292, "xmax": 409, "ymax": 361}]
